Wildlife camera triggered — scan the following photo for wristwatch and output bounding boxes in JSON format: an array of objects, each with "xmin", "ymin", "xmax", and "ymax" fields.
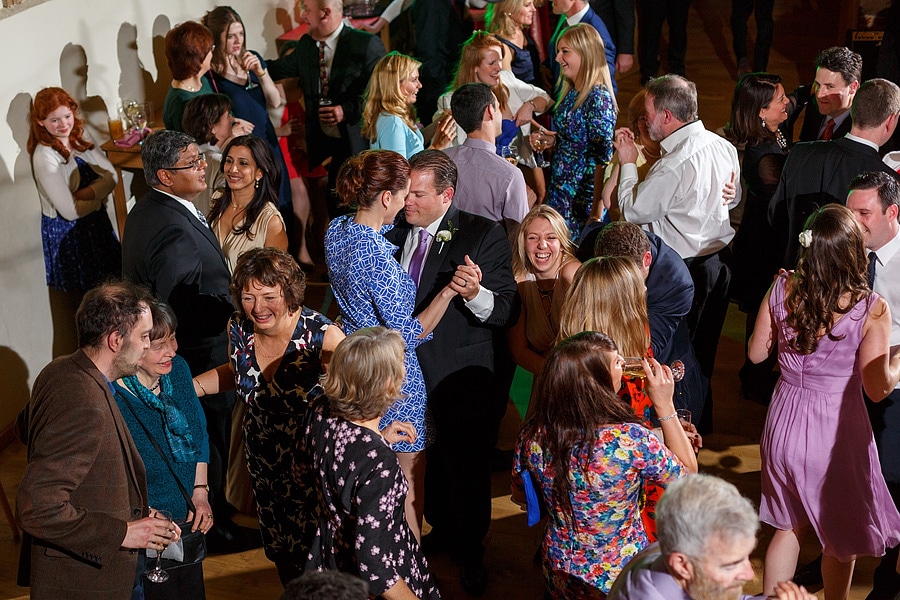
[{"xmin": 193, "ymin": 484, "xmax": 209, "ymax": 492}]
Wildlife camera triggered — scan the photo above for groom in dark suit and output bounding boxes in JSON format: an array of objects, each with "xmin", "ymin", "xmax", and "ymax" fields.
[
  {"xmin": 769, "ymin": 78, "xmax": 900, "ymax": 268},
  {"xmin": 385, "ymin": 150, "xmax": 519, "ymax": 595},
  {"xmin": 122, "ymin": 130, "xmax": 237, "ymax": 545},
  {"xmin": 267, "ymin": 0, "xmax": 385, "ymax": 217}
]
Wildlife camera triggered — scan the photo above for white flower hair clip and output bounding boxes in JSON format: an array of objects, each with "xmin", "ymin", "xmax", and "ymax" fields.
[{"xmin": 798, "ymin": 229, "xmax": 813, "ymax": 248}]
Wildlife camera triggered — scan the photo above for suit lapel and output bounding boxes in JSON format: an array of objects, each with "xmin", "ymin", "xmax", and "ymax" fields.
[
  {"xmin": 151, "ymin": 190, "xmax": 228, "ymax": 267},
  {"xmin": 330, "ymin": 28, "xmax": 352, "ymax": 91}
]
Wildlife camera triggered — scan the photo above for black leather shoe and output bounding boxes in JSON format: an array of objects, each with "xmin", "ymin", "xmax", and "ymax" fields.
[{"xmin": 459, "ymin": 560, "xmax": 488, "ymax": 596}]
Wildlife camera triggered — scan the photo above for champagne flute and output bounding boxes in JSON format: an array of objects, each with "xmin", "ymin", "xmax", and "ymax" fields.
[
  {"xmin": 133, "ymin": 109, "xmax": 148, "ymax": 143},
  {"xmin": 145, "ymin": 510, "xmax": 173, "ymax": 584},
  {"xmin": 532, "ymin": 131, "xmax": 551, "ymax": 168},
  {"xmin": 621, "ymin": 357, "xmax": 685, "ymax": 382}
]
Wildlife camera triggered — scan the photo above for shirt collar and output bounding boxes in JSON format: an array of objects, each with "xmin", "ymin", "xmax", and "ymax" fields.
[
  {"xmin": 844, "ymin": 132, "xmax": 879, "ymax": 151},
  {"xmin": 660, "ymin": 119, "xmax": 704, "ymax": 155},
  {"xmin": 567, "ymin": 4, "xmax": 590, "ymax": 25},
  {"xmin": 462, "ymin": 137, "xmax": 496, "ymax": 153},
  {"xmin": 872, "ymin": 226, "xmax": 900, "ymax": 266},
  {"xmin": 155, "ymin": 187, "xmax": 204, "ymax": 222},
  {"xmin": 323, "ymin": 21, "xmax": 343, "ymax": 49},
  {"xmin": 413, "ymin": 208, "xmax": 452, "ymax": 239}
]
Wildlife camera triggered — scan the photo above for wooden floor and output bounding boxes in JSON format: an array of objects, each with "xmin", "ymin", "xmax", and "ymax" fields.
[{"xmin": 0, "ymin": 1, "xmax": 883, "ymax": 598}]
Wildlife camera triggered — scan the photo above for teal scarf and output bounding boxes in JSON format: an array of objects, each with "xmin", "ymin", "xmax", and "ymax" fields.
[{"xmin": 122, "ymin": 374, "xmax": 199, "ymax": 463}]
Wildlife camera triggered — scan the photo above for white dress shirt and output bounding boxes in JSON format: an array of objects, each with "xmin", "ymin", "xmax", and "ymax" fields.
[
  {"xmin": 398, "ymin": 209, "xmax": 495, "ymax": 320},
  {"xmin": 618, "ymin": 119, "xmax": 741, "ymax": 259},
  {"xmin": 872, "ymin": 228, "xmax": 900, "ymax": 357},
  {"xmin": 156, "ymin": 188, "xmax": 208, "ymax": 226}
]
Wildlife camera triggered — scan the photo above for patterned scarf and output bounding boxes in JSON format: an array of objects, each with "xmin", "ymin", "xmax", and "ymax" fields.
[{"xmin": 122, "ymin": 373, "xmax": 199, "ymax": 463}]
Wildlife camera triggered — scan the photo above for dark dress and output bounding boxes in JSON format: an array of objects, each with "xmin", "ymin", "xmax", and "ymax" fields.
[
  {"xmin": 497, "ymin": 33, "xmax": 542, "ymax": 85},
  {"xmin": 732, "ymin": 138, "xmax": 787, "ymax": 312},
  {"xmin": 41, "ymin": 156, "xmax": 121, "ymax": 293},
  {"xmin": 229, "ymin": 307, "xmax": 334, "ymax": 578},
  {"xmin": 211, "ymin": 52, "xmax": 292, "ymax": 208},
  {"xmin": 298, "ymin": 402, "xmax": 441, "ymax": 599}
]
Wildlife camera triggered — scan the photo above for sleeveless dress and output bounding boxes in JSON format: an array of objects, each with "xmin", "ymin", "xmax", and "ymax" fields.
[
  {"xmin": 760, "ymin": 275, "xmax": 900, "ymax": 561},
  {"xmin": 213, "ymin": 201, "xmax": 286, "ymax": 273},
  {"xmin": 229, "ymin": 308, "xmax": 334, "ymax": 564}
]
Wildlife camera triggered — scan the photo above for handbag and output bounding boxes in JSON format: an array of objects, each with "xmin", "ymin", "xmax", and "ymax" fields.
[{"xmin": 118, "ymin": 393, "xmax": 208, "ymax": 571}]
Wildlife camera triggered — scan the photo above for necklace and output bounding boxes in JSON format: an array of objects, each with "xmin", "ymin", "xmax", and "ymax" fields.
[
  {"xmin": 137, "ymin": 373, "xmax": 161, "ymax": 392},
  {"xmin": 230, "ymin": 201, "xmax": 247, "ymax": 212},
  {"xmin": 535, "ymin": 268, "xmax": 560, "ymax": 320},
  {"xmin": 774, "ymin": 129, "xmax": 788, "ymax": 150},
  {"xmin": 643, "ymin": 146, "xmax": 662, "ymax": 160}
]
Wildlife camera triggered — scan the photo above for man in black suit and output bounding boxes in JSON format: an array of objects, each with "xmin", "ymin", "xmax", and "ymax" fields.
[
  {"xmin": 589, "ymin": 0, "xmax": 635, "ymax": 74},
  {"xmin": 267, "ymin": 0, "xmax": 385, "ymax": 217},
  {"xmin": 769, "ymin": 78, "xmax": 900, "ymax": 268},
  {"xmin": 798, "ymin": 46, "xmax": 861, "ymax": 142},
  {"xmin": 122, "ymin": 130, "xmax": 237, "ymax": 546},
  {"xmin": 384, "ymin": 150, "xmax": 519, "ymax": 595}
]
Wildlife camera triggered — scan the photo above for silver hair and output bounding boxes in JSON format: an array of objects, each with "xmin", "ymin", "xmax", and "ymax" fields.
[
  {"xmin": 646, "ymin": 74, "xmax": 698, "ymax": 123},
  {"xmin": 656, "ymin": 474, "xmax": 759, "ymax": 558}
]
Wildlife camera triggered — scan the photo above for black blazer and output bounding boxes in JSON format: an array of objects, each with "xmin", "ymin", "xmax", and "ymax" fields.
[
  {"xmin": 385, "ymin": 205, "xmax": 519, "ymax": 393},
  {"xmin": 122, "ymin": 189, "xmax": 234, "ymax": 360},
  {"xmin": 769, "ymin": 136, "xmax": 899, "ymax": 267},
  {"xmin": 798, "ymin": 101, "xmax": 852, "ymax": 142},
  {"xmin": 268, "ymin": 27, "xmax": 385, "ymax": 168}
]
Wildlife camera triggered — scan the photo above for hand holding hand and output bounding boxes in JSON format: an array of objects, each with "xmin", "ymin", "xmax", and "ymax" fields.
[
  {"xmin": 722, "ymin": 172, "xmax": 737, "ymax": 205},
  {"xmin": 614, "ymin": 127, "xmax": 639, "ymax": 164},
  {"xmin": 381, "ymin": 420, "xmax": 417, "ymax": 445},
  {"xmin": 450, "ymin": 256, "xmax": 482, "ymax": 300}
]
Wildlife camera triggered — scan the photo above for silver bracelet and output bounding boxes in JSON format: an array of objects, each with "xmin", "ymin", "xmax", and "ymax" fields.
[{"xmin": 658, "ymin": 412, "xmax": 679, "ymax": 422}]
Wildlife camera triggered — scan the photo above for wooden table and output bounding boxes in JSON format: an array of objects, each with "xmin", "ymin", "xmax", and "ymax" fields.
[{"xmin": 100, "ymin": 138, "xmax": 143, "ymax": 239}]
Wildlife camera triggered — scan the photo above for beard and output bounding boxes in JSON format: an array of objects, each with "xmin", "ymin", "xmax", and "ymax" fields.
[
  {"xmin": 110, "ymin": 339, "xmax": 142, "ymax": 380},
  {"xmin": 687, "ymin": 567, "xmax": 745, "ymax": 600}
]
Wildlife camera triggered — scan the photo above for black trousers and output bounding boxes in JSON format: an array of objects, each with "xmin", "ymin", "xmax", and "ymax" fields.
[
  {"xmin": 423, "ymin": 365, "xmax": 510, "ymax": 563},
  {"xmin": 866, "ymin": 388, "xmax": 900, "ymax": 600},
  {"xmin": 636, "ymin": 0, "xmax": 692, "ymax": 83},
  {"xmin": 730, "ymin": 0, "xmax": 774, "ymax": 71},
  {"xmin": 684, "ymin": 246, "xmax": 732, "ymax": 434}
]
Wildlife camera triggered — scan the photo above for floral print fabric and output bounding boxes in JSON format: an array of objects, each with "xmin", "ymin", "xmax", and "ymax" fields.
[{"xmin": 514, "ymin": 423, "xmax": 685, "ymax": 596}]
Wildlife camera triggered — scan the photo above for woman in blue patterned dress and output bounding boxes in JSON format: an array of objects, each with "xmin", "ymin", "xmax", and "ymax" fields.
[
  {"xmin": 299, "ymin": 327, "xmax": 440, "ymax": 599},
  {"xmin": 193, "ymin": 247, "xmax": 345, "ymax": 585},
  {"xmin": 539, "ymin": 24, "xmax": 618, "ymax": 239},
  {"xmin": 324, "ymin": 149, "xmax": 457, "ymax": 541},
  {"xmin": 28, "ymin": 87, "xmax": 121, "ymax": 296},
  {"xmin": 512, "ymin": 332, "xmax": 695, "ymax": 598}
]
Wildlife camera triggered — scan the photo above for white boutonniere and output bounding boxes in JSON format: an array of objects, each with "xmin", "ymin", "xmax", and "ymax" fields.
[
  {"xmin": 798, "ymin": 229, "xmax": 813, "ymax": 248},
  {"xmin": 435, "ymin": 220, "xmax": 458, "ymax": 254}
]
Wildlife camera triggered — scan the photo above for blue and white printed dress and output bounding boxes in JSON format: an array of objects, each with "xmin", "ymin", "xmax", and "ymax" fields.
[{"xmin": 324, "ymin": 215, "xmax": 433, "ymax": 452}]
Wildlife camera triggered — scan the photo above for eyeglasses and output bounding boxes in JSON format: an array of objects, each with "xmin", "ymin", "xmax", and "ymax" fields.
[{"xmin": 165, "ymin": 153, "xmax": 207, "ymax": 172}]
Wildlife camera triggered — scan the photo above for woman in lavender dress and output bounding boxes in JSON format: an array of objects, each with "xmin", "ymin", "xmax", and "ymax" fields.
[
  {"xmin": 749, "ymin": 205, "xmax": 900, "ymax": 599},
  {"xmin": 299, "ymin": 327, "xmax": 440, "ymax": 599},
  {"xmin": 324, "ymin": 150, "xmax": 457, "ymax": 540}
]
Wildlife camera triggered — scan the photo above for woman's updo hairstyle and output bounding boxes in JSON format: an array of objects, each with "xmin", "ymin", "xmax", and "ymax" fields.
[{"xmin": 335, "ymin": 149, "xmax": 410, "ymax": 209}]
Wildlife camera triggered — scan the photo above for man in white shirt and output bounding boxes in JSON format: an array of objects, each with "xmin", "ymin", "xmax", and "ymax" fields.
[
  {"xmin": 614, "ymin": 74, "xmax": 741, "ymax": 432},
  {"xmin": 847, "ymin": 171, "xmax": 900, "ymax": 600}
]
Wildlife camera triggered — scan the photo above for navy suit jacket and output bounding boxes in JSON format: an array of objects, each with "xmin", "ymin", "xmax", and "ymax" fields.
[
  {"xmin": 548, "ymin": 7, "xmax": 617, "ymax": 91},
  {"xmin": 122, "ymin": 189, "xmax": 233, "ymax": 367},
  {"xmin": 268, "ymin": 27, "xmax": 385, "ymax": 168},
  {"xmin": 385, "ymin": 205, "xmax": 519, "ymax": 394},
  {"xmin": 768, "ymin": 136, "xmax": 899, "ymax": 267}
]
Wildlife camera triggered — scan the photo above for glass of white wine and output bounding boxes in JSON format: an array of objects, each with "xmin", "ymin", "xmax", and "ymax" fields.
[{"xmin": 621, "ymin": 357, "xmax": 685, "ymax": 382}]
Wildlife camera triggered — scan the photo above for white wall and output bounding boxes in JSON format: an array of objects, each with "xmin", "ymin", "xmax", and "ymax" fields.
[{"xmin": 0, "ymin": 0, "xmax": 299, "ymax": 429}]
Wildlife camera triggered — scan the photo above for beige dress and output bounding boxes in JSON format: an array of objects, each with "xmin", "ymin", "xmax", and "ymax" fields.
[
  {"xmin": 519, "ymin": 271, "xmax": 565, "ymax": 356},
  {"xmin": 213, "ymin": 201, "xmax": 285, "ymax": 273}
]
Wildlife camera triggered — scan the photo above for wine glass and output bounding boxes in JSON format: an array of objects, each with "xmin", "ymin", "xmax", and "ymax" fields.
[
  {"xmin": 123, "ymin": 100, "xmax": 141, "ymax": 133},
  {"xmin": 145, "ymin": 510, "xmax": 172, "ymax": 584},
  {"xmin": 132, "ymin": 108, "xmax": 148, "ymax": 142},
  {"xmin": 532, "ymin": 131, "xmax": 551, "ymax": 168},
  {"xmin": 621, "ymin": 358, "xmax": 686, "ymax": 382},
  {"xmin": 501, "ymin": 144, "xmax": 520, "ymax": 166}
]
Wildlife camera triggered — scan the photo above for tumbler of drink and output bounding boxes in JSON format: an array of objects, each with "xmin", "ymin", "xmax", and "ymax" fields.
[
  {"xmin": 675, "ymin": 408, "xmax": 691, "ymax": 425},
  {"xmin": 318, "ymin": 97, "xmax": 340, "ymax": 138},
  {"xmin": 621, "ymin": 357, "xmax": 685, "ymax": 382},
  {"xmin": 108, "ymin": 118, "xmax": 124, "ymax": 140}
]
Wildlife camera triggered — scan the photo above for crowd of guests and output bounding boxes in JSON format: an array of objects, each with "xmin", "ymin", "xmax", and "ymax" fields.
[{"xmin": 14, "ymin": 0, "xmax": 900, "ymax": 598}]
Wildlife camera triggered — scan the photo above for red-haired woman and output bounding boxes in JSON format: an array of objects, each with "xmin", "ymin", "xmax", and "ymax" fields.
[{"xmin": 28, "ymin": 87, "xmax": 121, "ymax": 294}]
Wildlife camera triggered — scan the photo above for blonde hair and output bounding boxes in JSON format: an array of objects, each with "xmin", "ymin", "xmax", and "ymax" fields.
[
  {"xmin": 511, "ymin": 205, "xmax": 576, "ymax": 278},
  {"xmin": 323, "ymin": 327, "xmax": 406, "ymax": 422},
  {"xmin": 557, "ymin": 256, "xmax": 649, "ymax": 355},
  {"xmin": 362, "ymin": 52, "xmax": 421, "ymax": 142},
  {"xmin": 556, "ymin": 23, "xmax": 618, "ymax": 111},
  {"xmin": 485, "ymin": 0, "xmax": 526, "ymax": 39},
  {"xmin": 450, "ymin": 31, "xmax": 510, "ymax": 113}
]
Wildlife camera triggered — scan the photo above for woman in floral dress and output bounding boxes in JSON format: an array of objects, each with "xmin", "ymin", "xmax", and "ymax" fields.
[
  {"xmin": 299, "ymin": 327, "xmax": 440, "ymax": 599},
  {"xmin": 540, "ymin": 24, "xmax": 617, "ymax": 239},
  {"xmin": 193, "ymin": 247, "xmax": 344, "ymax": 585},
  {"xmin": 513, "ymin": 332, "xmax": 695, "ymax": 598}
]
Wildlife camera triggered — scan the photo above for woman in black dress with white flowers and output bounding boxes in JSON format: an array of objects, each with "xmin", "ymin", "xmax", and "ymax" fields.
[{"xmin": 298, "ymin": 327, "xmax": 440, "ymax": 600}]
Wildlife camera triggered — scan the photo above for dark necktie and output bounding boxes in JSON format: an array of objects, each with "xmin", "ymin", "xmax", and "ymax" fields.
[
  {"xmin": 318, "ymin": 41, "xmax": 329, "ymax": 99},
  {"xmin": 868, "ymin": 251, "xmax": 878, "ymax": 289},
  {"xmin": 821, "ymin": 118, "xmax": 836, "ymax": 141},
  {"xmin": 407, "ymin": 229, "xmax": 430, "ymax": 287},
  {"xmin": 196, "ymin": 208, "xmax": 208, "ymax": 227}
]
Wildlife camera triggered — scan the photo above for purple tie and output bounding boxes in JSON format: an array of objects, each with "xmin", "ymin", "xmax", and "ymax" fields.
[{"xmin": 408, "ymin": 229, "xmax": 430, "ymax": 287}]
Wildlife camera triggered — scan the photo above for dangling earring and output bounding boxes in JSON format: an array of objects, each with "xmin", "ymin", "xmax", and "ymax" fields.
[
  {"xmin": 255, "ymin": 178, "xmax": 260, "ymax": 189},
  {"xmin": 760, "ymin": 117, "xmax": 766, "ymax": 129}
]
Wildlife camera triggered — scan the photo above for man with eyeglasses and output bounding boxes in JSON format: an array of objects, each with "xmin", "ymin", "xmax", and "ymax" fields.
[{"xmin": 122, "ymin": 130, "xmax": 241, "ymax": 551}]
